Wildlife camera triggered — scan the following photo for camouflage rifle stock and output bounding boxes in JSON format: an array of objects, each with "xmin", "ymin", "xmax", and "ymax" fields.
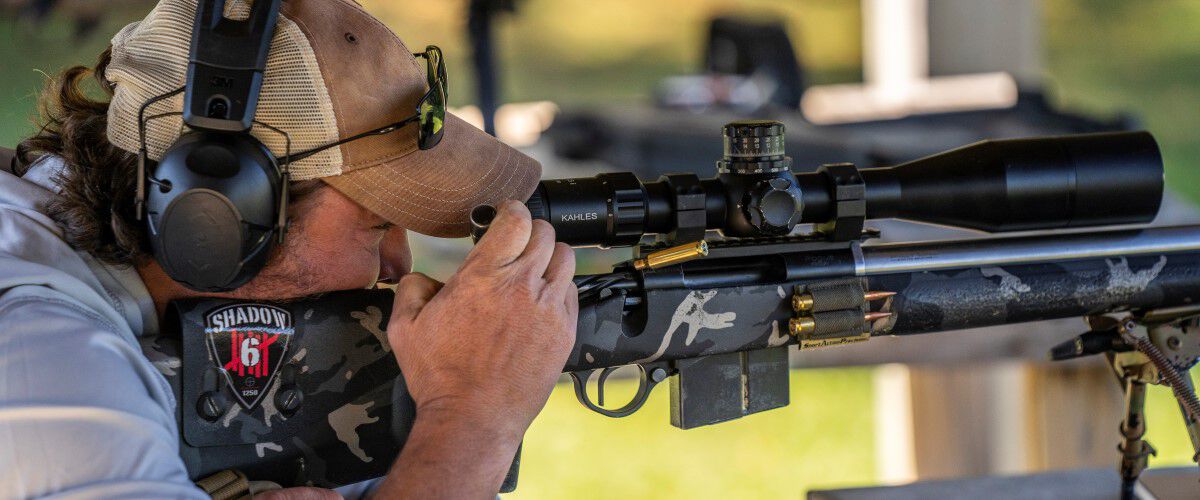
[{"xmin": 160, "ymin": 224, "xmax": 1200, "ymax": 488}]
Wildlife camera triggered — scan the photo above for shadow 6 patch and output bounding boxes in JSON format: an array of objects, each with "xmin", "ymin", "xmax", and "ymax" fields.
[{"xmin": 204, "ymin": 304, "xmax": 294, "ymax": 410}]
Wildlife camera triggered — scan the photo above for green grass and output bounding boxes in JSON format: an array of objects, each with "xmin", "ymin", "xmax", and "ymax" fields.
[
  {"xmin": 1142, "ymin": 369, "xmax": 1200, "ymax": 466},
  {"xmin": 1042, "ymin": 0, "xmax": 1200, "ymax": 203},
  {"xmin": 506, "ymin": 367, "xmax": 1200, "ymax": 498},
  {"xmin": 513, "ymin": 368, "xmax": 878, "ymax": 499},
  {"xmin": 0, "ymin": 12, "xmax": 141, "ymax": 146}
]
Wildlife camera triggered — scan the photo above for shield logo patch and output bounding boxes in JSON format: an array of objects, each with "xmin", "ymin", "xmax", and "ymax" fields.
[{"xmin": 204, "ymin": 304, "xmax": 294, "ymax": 410}]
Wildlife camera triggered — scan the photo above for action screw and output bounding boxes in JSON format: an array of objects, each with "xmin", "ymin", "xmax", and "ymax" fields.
[
  {"xmin": 276, "ymin": 387, "xmax": 304, "ymax": 416},
  {"xmin": 196, "ymin": 392, "xmax": 226, "ymax": 422}
]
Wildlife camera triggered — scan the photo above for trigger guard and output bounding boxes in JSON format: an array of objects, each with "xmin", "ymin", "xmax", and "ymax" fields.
[{"xmin": 568, "ymin": 364, "xmax": 665, "ymax": 418}]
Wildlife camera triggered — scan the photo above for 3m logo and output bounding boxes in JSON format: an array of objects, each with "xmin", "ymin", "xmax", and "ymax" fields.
[
  {"xmin": 208, "ymin": 75, "xmax": 233, "ymax": 88},
  {"xmin": 204, "ymin": 304, "xmax": 294, "ymax": 410}
]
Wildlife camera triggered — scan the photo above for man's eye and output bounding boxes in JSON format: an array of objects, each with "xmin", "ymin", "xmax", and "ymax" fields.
[{"xmin": 373, "ymin": 222, "xmax": 396, "ymax": 231}]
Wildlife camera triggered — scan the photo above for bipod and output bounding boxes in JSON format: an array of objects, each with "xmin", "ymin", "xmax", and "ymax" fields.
[{"xmin": 1049, "ymin": 308, "xmax": 1200, "ymax": 499}]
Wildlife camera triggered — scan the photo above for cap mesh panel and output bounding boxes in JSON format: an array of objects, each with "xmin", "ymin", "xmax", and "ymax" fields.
[{"xmin": 106, "ymin": 0, "xmax": 343, "ymax": 180}]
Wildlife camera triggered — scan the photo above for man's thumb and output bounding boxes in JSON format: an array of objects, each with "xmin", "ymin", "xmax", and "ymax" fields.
[{"xmin": 391, "ymin": 273, "xmax": 443, "ymax": 323}]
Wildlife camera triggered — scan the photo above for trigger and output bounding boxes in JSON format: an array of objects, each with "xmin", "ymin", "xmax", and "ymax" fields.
[{"xmin": 597, "ymin": 367, "xmax": 621, "ymax": 406}]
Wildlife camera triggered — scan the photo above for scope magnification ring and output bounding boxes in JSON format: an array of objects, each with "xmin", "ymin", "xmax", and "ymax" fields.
[{"xmin": 599, "ymin": 172, "xmax": 647, "ymax": 247}]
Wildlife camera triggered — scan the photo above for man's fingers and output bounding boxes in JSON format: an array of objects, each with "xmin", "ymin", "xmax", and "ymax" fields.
[
  {"xmin": 543, "ymin": 242, "xmax": 576, "ymax": 294},
  {"xmin": 563, "ymin": 281, "xmax": 579, "ymax": 317},
  {"xmin": 255, "ymin": 487, "xmax": 342, "ymax": 500},
  {"xmin": 518, "ymin": 219, "xmax": 556, "ymax": 275},
  {"xmin": 392, "ymin": 273, "xmax": 443, "ymax": 323},
  {"xmin": 468, "ymin": 200, "xmax": 532, "ymax": 268}
]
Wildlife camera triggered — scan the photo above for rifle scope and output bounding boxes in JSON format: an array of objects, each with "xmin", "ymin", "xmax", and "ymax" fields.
[{"xmin": 472, "ymin": 122, "xmax": 1164, "ymax": 247}]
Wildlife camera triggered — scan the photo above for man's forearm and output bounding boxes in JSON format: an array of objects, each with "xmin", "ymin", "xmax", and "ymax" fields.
[{"xmin": 375, "ymin": 406, "xmax": 525, "ymax": 498}]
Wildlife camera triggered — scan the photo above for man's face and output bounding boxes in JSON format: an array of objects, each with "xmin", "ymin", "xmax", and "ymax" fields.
[{"xmin": 227, "ymin": 184, "xmax": 412, "ymax": 301}]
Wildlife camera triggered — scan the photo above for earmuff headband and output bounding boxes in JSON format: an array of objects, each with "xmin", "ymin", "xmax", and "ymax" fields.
[{"xmin": 184, "ymin": 0, "xmax": 283, "ymax": 132}]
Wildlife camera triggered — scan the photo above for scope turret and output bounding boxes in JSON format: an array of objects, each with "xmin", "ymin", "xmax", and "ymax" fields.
[{"xmin": 472, "ymin": 122, "xmax": 1164, "ymax": 247}]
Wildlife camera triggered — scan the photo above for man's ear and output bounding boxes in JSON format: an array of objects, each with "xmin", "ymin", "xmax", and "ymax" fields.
[
  {"xmin": 287, "ymin": 179, "xmax": 328, "ymax": 206},
  {"xmin": 284, "ymin": 181, "xmax": 332, "ymax": 227}
]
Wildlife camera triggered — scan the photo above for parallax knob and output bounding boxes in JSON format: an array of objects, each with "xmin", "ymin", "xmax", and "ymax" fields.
[{"xmin": 744, "ymin": 177, "xmax": 803, "ymax": 235}]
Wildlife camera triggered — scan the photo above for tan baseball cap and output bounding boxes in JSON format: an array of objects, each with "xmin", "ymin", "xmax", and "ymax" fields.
[{"xmin": 105, "ymin": 0, "xmax": 541, "ymax": 238}]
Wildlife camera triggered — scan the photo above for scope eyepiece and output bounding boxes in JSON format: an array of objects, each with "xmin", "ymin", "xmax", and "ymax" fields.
[{"xmin": 518, "ymin": 172, "xmax": 651, "ymax": 247}]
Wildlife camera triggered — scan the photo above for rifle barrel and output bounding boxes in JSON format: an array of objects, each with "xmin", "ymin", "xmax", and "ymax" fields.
[{"xmin": 860, "ymin": 225, "xmax": 1200, "ymax": 275}]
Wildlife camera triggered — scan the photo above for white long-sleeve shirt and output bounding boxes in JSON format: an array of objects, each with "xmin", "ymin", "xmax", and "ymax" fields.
[{"xmin": 0, "ymin": 157, "xmax": 208, "ymax": 498}]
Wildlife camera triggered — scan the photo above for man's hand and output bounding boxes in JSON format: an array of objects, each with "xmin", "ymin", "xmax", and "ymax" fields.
[
  {"xmin": 379, "ymin": 200, "xmax": 577, "ymax": 497},
  {"xmin": 254, "ymin": 487, "xmax": 342, "ymax": 499}
]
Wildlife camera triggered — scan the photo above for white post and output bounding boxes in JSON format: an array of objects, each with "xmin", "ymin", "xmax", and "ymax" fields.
[
  {"xmin": 863, "ymin": 0, "xmax": 928, "ymax": 104},
  {"xmin": 801, "ymin": 0, "xmax": 1017, "ymax": 124},
  {"xmin": 874, "ymin": 363, "xmax": 917, "ymax": 484}
]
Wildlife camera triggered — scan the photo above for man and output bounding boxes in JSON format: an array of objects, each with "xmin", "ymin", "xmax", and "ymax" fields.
[{"xmin": 0, "ymin": 0, "xmax": 577, "ymax": 497}]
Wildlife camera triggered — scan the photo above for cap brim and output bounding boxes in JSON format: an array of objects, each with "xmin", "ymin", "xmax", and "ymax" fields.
[{"xmin": 322, "ymin": 112, "xmax": 542, "ymax": 238}]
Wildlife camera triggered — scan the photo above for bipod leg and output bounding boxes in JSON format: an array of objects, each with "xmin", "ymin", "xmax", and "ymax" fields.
[
  {"xmin": 1172, "ymin": 373, "xmax": 1200, "ymax": 479},
  {"xmin": 1117, "ymin": 375, "xmax": 1154, "ymax": 500}
]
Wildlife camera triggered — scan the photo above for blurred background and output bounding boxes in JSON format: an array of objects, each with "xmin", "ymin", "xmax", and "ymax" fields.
[{"xmin": 2, "ymin": 0, "xmax": 1199, "ymax": 497}]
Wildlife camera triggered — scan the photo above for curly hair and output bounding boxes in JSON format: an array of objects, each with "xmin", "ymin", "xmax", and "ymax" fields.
[
  {"xmin": 17, "ymin": 46, "xmax": 321, "ymax": 267},
  {"xmin": 16, "ymin": 46, "xmax": 145, "ymax": 265}
]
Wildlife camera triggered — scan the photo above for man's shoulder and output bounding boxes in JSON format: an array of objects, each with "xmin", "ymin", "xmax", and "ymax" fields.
[
  {"xmin": 0, "ymin": 155, "xmax": 59, "ymax": 212},
  {"xmin": 0, "ymin": 199, "xmax": 126, "ymax": 332},
  {"xmin": 0, "ymin": 156, "xmax": 155, "ymax": 338},
  {"xmin": 0, "ymin": 260, "xmax": 198, "ymax": 499},
  {"xmin": 0, "ymin": 156, "xmax": 68, "ymax": 256}
]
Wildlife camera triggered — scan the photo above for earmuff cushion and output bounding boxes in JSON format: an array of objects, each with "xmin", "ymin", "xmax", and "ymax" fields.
[
  {"xmin": 156, "ymin": 189, "xmax": 246, "ymax": 289},
  {"xmin": 146, "ymin": 132, "xmax": 283, "ymax": 292}
]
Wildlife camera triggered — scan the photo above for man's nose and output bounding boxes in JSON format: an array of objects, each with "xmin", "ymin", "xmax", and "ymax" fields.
[{"xmin": 377, "ymin": 228, "xmax": 412, "ymax": 285}]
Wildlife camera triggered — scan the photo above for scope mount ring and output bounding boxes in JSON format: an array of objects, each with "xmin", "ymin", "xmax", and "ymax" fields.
[
  {"xmin": 814, "ymin": 163, "xmax": 866, "ymax": 241},
  {"xmin": 659, "ymin": 173, "xmax": 707, "ymax": 243}
]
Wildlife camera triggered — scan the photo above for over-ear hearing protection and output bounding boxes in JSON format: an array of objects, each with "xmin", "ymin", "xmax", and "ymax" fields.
[{"xmin": 136, "ymin": 0, "xmax": 288, "ymax": 292}]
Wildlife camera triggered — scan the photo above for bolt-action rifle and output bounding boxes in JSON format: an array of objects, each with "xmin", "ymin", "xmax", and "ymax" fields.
[{"xmin": 165, "ymin": 123, "xmax": 1200, "ymax": 495}]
